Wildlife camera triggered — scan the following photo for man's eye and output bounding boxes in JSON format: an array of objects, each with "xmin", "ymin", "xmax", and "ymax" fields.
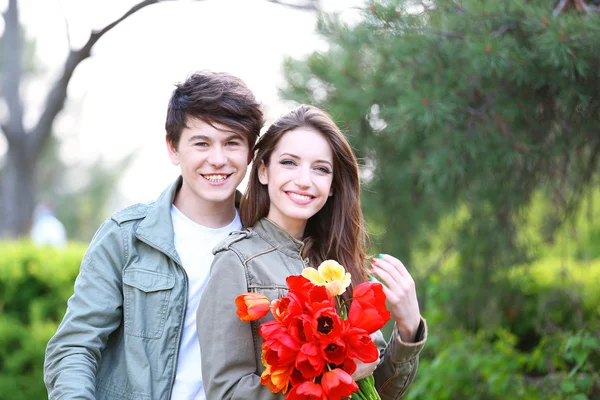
[
  {"xmin": 226, "ymin": 141, "xmax": 240, "ymax": 146},
  {"xmin": 195, "ymin": 142, "xmax": 208, "ymax": 147}
]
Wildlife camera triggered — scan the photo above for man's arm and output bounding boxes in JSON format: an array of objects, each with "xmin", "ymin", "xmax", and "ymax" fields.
[{"xmin": 44, "ymin": 219, "xmax": 126, "ymax": 400}]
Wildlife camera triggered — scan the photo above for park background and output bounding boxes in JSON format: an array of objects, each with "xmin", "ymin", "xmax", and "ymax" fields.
[{"xmin": 1, "ymin": 0, "xmax": 599, "ymax": 398}]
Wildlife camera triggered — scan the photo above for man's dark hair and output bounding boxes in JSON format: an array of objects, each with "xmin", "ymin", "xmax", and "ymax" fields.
[{"xmin": 165, "ymin": 71, "xmax": 264, "ymax": 149}]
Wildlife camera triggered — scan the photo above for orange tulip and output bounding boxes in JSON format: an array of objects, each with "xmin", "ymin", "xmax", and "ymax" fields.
[
  {"xmin": 235, "ymin": 292, "xmax": 270, "ymax": 322},
  {"xmin": 260, "ymin": 363, "xmax": 293, "ymax": 394}
]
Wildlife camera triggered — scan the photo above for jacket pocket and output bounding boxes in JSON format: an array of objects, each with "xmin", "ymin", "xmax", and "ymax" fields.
[{"xmin": 123, "ymin": 269, "xmax": 175, "ymax": 339}]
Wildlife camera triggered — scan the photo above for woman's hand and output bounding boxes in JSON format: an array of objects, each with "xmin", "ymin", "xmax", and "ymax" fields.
[
  {"xmin": 352, "ymin": 334, "xmax": 380, "ymax": 381},
  {"xmin": 370, "ymin": 254, "xmax": 421, "ymax": 342}
]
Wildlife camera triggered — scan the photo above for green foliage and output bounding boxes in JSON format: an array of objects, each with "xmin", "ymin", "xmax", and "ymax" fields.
[
  {"xmin": 38, "ymin": 135, "xmax": 134, "ymax": 242},
  {"xmin": 281, "ymin": 0, "xmax": 600, "ymax": 330},
  {"xmin": 409, "ymin": 271, "xmax": 600, "ymax": 400},
  {"xmin": 0, "ymin": 241, "xmax": 84, "ymax": 400}
]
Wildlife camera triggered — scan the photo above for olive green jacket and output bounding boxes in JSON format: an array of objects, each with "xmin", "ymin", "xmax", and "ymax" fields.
[{"xmin": 197, "ymin": 218, "xmax": 427, "ymax": 400}]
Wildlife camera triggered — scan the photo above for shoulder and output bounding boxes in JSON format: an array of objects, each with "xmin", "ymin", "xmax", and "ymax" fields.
[
  {"xmin": 110, "ymin": 201, "xmax": 154, "ymax": 225},
  {"xmin": 212, "ymin": 227, "xmax": 276, "ymax": 262}
]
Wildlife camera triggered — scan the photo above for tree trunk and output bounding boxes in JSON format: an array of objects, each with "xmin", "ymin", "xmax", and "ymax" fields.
[
  {"xmin": 0, "ymin": 0, "xmax": 169, "ymax": 239},
  {"xmin": 1, "ymin": 140, "xmax": 36, "ymax": 237}
]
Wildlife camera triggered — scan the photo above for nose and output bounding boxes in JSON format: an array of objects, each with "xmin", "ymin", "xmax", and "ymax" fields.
[
  {"xmin": 207, "ymin": 146, "xmax": 227, "ymax": 167},
  {"xmin": 294, "ymin": 166, "xmax": 312, "ymax": 188}
]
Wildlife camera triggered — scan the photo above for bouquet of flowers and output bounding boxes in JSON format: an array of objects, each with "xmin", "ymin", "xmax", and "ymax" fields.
[{"xmin": 235, "ymin": 260, "xmax": 391, "ymax": 400}]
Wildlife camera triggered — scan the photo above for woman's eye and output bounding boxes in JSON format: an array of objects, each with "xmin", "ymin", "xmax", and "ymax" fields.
[
  {"xmin": 315, "ymin": 166, "xmax": 331, "ymax": 174},
  {"xmin": 280, "ymin": 160, "xmax": 296, "ymax": 166}
]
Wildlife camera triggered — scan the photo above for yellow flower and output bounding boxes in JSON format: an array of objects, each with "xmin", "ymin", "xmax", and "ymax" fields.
[{"xmin": 302, "ymin": 260, "xmax": 351, "ymax": 297}]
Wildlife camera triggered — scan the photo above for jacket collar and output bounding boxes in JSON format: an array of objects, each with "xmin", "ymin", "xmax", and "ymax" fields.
[
  {"xmin": 135, "ymin": 176, "xmax": 183, "ymax": 265},
  {"xmin": 253, "ymin": 218, "xmax": 305, "ymax": 259},
  {"xmin": 135, "ymin": 176, "xmax": 244, "ymax": 265}
]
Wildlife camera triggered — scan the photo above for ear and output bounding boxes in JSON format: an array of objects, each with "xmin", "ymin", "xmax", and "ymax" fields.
[
  {"xmin": 247, "ymin": 145, "xmax": 255, "ymax": 165},
  {"xmin": 258, "ymin": 160, "xmax": 268, "ymax": 185},
  {"xmin": 166, "ymin": 138, "xmax": 180, "ymax": 166}
]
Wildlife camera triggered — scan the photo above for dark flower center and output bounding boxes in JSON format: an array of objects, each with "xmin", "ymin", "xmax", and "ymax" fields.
[{"xmin": 317, "ymin": 315, "xmax": 334, "ymax": 335}]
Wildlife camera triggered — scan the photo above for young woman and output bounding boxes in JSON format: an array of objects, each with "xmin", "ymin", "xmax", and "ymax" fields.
[{"xmin": 196, "ymin": 105, "xmax": 427, "ymax": 399}]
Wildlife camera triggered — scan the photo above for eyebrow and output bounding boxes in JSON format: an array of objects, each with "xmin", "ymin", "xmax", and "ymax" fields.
[
  {"xmin": 188, "ymin": 133, "xmax": 245, "ymax": 143},
  {"xmin": 279, "ymin": 152, "xmax": 333, "ymax": 168}
]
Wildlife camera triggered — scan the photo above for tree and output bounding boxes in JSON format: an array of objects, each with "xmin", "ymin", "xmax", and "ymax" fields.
[
  {"xmin": 281, "ymin": 0, "xmax": 600, "ymax": 329},
  {"xmin": 0, "ymin": 0, "xmax": 324, "ymax": 239},
  {"xmin": 0, "ymin": 0, "xmax": 185, "ymax": 238}
]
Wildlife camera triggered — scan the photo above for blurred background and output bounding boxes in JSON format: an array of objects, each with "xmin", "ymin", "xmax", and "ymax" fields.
[{"xmin": 1, "ymin": 0, "xmax": 599, "ymax": 399}]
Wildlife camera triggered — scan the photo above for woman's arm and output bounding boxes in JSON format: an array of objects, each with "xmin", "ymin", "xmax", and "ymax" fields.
[
  {"xmin": 197, "ymin": 249, "xmax": 283, "ymax": 400},
  {"xmin": 373, "ymin": 319, "xmax": 427, "ymax": 399},
  {"xmin": 370, "ymin": 254, "xmax": 428, "ymax": 399}
]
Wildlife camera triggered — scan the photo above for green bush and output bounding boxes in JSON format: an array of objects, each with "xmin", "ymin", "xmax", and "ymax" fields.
[
  {"xmin": 2, "ymin": 240, "xmax": 598, "ymax": 399},
  {"xmin": 0, "ymin": 241, "xmax": 85, "ymax": 400},
  {"xmin": 409, "ymin": 272, "xmax": 600, "ymax": 400}
]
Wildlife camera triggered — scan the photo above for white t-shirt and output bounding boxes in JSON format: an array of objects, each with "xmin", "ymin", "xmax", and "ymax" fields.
[{"xmin": 170, "ymin": 205, "xmax": 242, "ymax": 400}]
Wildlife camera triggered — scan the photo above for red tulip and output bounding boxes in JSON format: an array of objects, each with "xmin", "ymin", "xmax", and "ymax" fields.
[
  {"xmin": 271, "ymin": 293, "xmax": 306, "ymax": 324},
  {"xmin": 288, "ymin": 314, "xmax": 314, "ymax": 343},
  {"xmin": 344, "ymin": 327, "xmax": 379, "ymax": 363},
  {"xmin": 320, "ymin": 337, "xmax": 348, "ymax": 365},
  {"xmin": 286, "ymin": 275, "xmax": 333, "ymax": 312},
  {"xmin": 264, "ymin": 331, "xmax": 301, "ymax": 368},
  {"xmin": 348, "ymin": 282, "xmax": 391, "ymax": 333},
  {"xmin": 336, "ymin": 357, "xmax": 357, "ymax": 375},
  {"xmin": 235, "ymin": 292, "xmax": 270, "ymax": 322},
  {"xmin": 259, "ymin": 320, "xmax": 284, "ymax": 341},
  {"xmin": 321, "ymin": 369, "xmax": 359, "ymax": 400},
  {"xmin": 295, "ymin": 342, "xmax": 325, "ymax": 378},
  {"xmin": 286, "ymin": 381, "xmax": 327, "ymax": 400},
  {"xmin": 312, "ymin": 307, "xmax": 343, "ymax": 340}
]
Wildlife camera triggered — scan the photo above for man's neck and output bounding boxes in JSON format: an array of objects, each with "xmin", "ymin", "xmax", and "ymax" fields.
[{"xmin": 172, "ymin": 190, "xmax": 236, "ymax": 229}]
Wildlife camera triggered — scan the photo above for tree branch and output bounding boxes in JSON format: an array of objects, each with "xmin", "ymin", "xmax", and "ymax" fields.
[
  {"xmin": 553, "ymin": 0, "xmax": 600, "ymax": 17},
  {"xmin": 553, "ymin": 0, "xmax": 569, "ymax": 17},
  {"xmin": 30, "ymin": 0, "xmax": 169, "ymax": 156},
  {"xmin": 2, "ymin": 0, "xmax": 25, "ymax": 143},
  {"xmin": 492, "ymin": 23, "xmax": 517, "ymax": 38},
  {"xmin": 576, "ymin": 0, "xmax": 600, "ymax": 13},
  {"xmin": 58, "ymin": 0, "xmax": 73, "ymax": 49},
  {"xmin": 267, "ymin": 0, "xmax": 320, "ymax": 11}
]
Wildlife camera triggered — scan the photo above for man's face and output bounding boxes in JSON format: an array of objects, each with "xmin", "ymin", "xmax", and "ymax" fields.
[{"xmin": 167, "ymin": 118, "xmax": 250, "ymax": 209}]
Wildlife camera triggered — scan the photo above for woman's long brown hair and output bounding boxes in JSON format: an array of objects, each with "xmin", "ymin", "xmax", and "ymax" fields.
[{"xmin": 240, "ymin": 105, "xmax": 369, "ymax": 290}]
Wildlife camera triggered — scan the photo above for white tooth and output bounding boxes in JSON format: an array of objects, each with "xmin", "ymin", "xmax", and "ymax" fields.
[
  {"xmin": 290, "ymin": 193, "xmax": 310, "ymax": 200},
  {"xmin": 205, "ymin": 174, "xmax": 227, "ymax": 181}
]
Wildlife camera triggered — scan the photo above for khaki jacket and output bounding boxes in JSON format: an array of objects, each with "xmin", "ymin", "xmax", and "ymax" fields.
[{"xmin": 197, "ymin": 218, "xmax": 427, "ymax": 400}]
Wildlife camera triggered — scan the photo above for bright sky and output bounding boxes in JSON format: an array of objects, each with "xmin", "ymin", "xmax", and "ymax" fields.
[{"xmin": 1, "ymin": 0, "xmax": 363, "ymax": 212}]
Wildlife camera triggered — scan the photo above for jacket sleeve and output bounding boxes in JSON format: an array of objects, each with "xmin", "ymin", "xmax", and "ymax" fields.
[
  {"xmin": 197, "ymin": 249, "xmax": 282, "ymax": 400},
  {"xmin": 44, "ymin": 219, "xmax": 126, "ymax": 400},
  {"xmin": 373, "ymin": 317, "xmax": 428, "ymax": 399}
]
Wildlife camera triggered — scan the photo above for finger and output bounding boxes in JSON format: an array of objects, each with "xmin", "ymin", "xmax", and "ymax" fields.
[
  {"xmin": 377, "ymin": 254, "xmax": 411, "ymax": 279},
  {"xmin": 370, "ymin": 264, "xmax": 399, "ymax": 290},
  {"xmin": 372, "ymin": 258, "xmax": 404, "ymax": 286},
  {"xmin": 382, "ymin": 284, "xmax": 400, "ymax": 305}
]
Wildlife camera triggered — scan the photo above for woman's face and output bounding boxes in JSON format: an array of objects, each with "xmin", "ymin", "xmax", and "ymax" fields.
[{"xmin": 259, "ymin": 127, "xmax": 334, "ymax": 238}]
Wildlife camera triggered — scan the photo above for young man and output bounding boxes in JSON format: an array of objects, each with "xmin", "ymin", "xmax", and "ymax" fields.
[{"xmin": 44, "ymin": 71, "xmax": 264, "ymax": 400}]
